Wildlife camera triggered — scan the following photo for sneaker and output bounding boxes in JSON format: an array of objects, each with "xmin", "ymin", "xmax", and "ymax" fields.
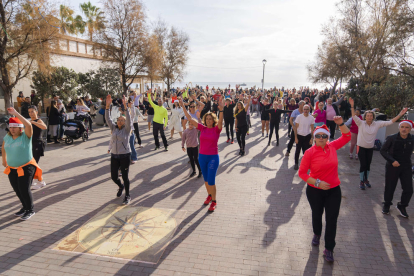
[
  {"xmin": 231, "ymin": 139, "xmax": 234, "ymax": 144},
  {"xmin": 117, "ymin": 185, "xmax": 124, "ymax": 197},
  {"xmin": 238, "ymin": 149, "xmax": 242, "ymax": 155},
  {"xmin": 323, "ymin": 249, "xmax": 334, "ymax": 262},
  {"xmin": 20, "ymin": 211, "xmax": 35, "ymax": 221},
  {"xmin": 355, "ymin": 154, "xmax": 358, "ymax": 160},
  {"xmin": 165, "ymin": 146, "xmax": 168, "ymax": 151},
  {"xmin": 247, "ymin": 131, "xmax": 249, "ymax": 135},
  {"xmin": 123, "ymin": 195, "xmax": 131, "ymax": 205},
  {"xmin": 189, "ymin": 171, "xmax": 196, "ymax": 177},
  {"xmin": 226, "ymin": 139, "xmax": 230, "ymax": 143},
  {"xmin": 382, "ymin": 203, "xmax": 391, "ymax": 215},
  {"xmin": 359, "ymin": 181, "xmax": 365, "ymax": 190},
  {"xmin": 349, "ymin": 153, "xmax": 353, "ymax": 159},
  {"xmin": 285, "ymin": 152, "xmax": 290, "ymax": 157},
  {"xmin": 312, "ymin": 235, "xmax": 321, "ymax": 246},
  {"xmin": 130, "ymin": 160, "xmax": 136, "ymax": 164},
  {"xmin": 37, "ymin": 181, "xmax": 46, "ymax": 188},
  {"xmin": 265, "ymin": 134, "xmax": 268, "ymax": 138},
  {"xmin": 267, "ymin": 142, "xmax": 270, "ymax": 147},
  {"xmin": 294, "ymin": 164, "xmax": 299, "ymax": 170},
  {"xmin": 154, "ymin": 146, "xmax": 159, "ymax": 151},
  {"xmin": 204, "ymin": 195, "xmax": 212, "ymax": 205},
  {"xmin": 208, "ymin": 201, "xmax": 217, "ymax": 212},
  {"xmin": 197, "ymin": 173, "xmax": 202, "ymax": 178},
  {"xmin": 364, "ymin": 180, "xmax": 371, "ymax": 188},
  {"xmin": 396, "ymin": 203, "xmax": 409, "ymax": 218},
  {"xmin": 241, "ymin": 150, "xmax": 245, "ymax": 156},
  {"xmin": 14, "ymin": 208, "xmax": 26, "ymax": 217},
  {"xmin": 138, "ymin": 145, "xmax": 143, "ymax": 148}
]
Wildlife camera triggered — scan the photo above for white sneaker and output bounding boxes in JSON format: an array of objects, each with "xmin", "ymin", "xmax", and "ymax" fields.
[{"xmin": 37, "ymin": 181, "xmax": 46, "ymax": 188}]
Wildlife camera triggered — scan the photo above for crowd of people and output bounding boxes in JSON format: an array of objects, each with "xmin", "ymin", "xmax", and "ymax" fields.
[{"xmin": 3, "ymin": 85, "xmax": 413, "ymax": 263}]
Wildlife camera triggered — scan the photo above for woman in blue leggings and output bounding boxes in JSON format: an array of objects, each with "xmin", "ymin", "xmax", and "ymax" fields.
[{"xmin": 180, "ymin": 97, "xmax": 224, "ymax": 212}]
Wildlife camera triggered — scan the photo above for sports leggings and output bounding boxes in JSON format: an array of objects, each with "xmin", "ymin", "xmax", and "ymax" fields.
[
  {"xmin": 358, "ymin": 146, "xmax": 373, "ymax": 181},
  {"xmin": 199, "ymin": 154, "xmax": 219, "ymax": 185},
  {"xmin": 268, "ymin": 122, "xmax": 280, "ymax": 143},
  {"xmin": 110, "ymin": 153, "xmax": 131, "ymax": 196},
  {"xmin": 224, "ymin": 118, "xmax": 234, "ymax": 140},
  {"xmin": 9, "ymin": 165, "xmax": 35, "ymax": 212},
  {"xmin": 187, "ymin": 146, "xmax": 201, "ymax": 173},
  {"xmin": 236, "ymin": 125, "xmax": 248, "ymax": 151},
  {"xmin": 133, "ymin": 122, "xmax": 142, "ymax": 145}
]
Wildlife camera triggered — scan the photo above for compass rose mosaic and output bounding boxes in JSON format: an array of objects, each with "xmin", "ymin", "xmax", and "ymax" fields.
[{"xmin": 54, "ymin": 204, "xmax": 186, "ymax": 263}]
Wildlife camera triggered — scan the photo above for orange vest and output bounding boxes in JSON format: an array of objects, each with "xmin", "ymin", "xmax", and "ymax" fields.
[{"xmin": 4, "ymin": 158, "xmax": 43, "ymax": 181}]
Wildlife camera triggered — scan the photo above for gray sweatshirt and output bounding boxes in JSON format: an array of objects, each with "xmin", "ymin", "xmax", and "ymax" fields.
[{"xmin": 105, "ymin": 108, "xmax": 132, "ymax": 155}]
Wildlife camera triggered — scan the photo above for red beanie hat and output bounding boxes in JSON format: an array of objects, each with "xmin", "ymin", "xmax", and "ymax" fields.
[
  {"xmin": 313, "ymin": 124, "xmax": 330, "ymax": 137},
  {"xmin": 8, "ymin": 117, "xmax": 24, "ymax": 128},
  {"xmin": 399, "ymin": 120, "xmax": 414, "ymax": 129}
]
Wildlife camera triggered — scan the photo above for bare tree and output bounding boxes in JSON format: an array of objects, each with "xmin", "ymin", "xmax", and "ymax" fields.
[
  {"xmin": 99, "ymin": 0, "xmax": 150, "ymax": 93},
  {"xmin": 154, "ymin": 20, "xmax": 189, "ymax": 92},
  {"xmin": 0, "ymin": 0, "xmax": 60, "ymax": 111}
]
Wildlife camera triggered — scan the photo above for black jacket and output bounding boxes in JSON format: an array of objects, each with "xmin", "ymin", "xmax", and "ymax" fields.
[
  {"xmin": 47, "ymin": 106, "xmax": 61, "ymax": 125},
  {"xmin": 21, "ymin": 102, "xmax": 31, "ymax": 119},
  {"xmin": 223, "ymin": 100, "xmax": 238, "ymax": 120},
  {"xmin": 380, "ymin": 133, "xmax": 414, "ymax": 167}
]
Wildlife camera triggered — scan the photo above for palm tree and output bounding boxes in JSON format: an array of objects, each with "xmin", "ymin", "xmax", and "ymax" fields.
[
  {"xmin": 80, "ymin": 1, "xmax": 105, "ymax": 41},
  {"xmin": 59, "ymin": 5, "xmax": 86, "ymax": 35}
]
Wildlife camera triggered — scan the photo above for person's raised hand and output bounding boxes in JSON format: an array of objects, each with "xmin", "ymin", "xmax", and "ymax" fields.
[
  {"xmin": 106, "ymin": 94, "xmax": 112, "ymax": 108},
  {"xmin": 399, "ymin": 107, "xmax": 408, "ymax": 116},
  {"xmin": 6, "ymin": 107, "xmax": 18, "ymax": 116},
  {"xmin": 319, "ymin": 181, "xmax": 330, "ymax": 190},
  {"xmin": 348, "ymin": 97, "xmax": 354, "ymax": 106},
  {"xmin": 218, "ymin": 96, "xmax": 224, "ymax": 110},
  {"xmin": 333, "ymin": 116, "xmax": 343, "ymax": 125},
  {"xmin": 122, "ymin": 96, "xmax": 127, "ymax": 109}
]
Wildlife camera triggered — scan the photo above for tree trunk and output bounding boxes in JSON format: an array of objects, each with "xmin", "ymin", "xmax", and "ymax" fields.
[
  {"xmin": 3, "ymin": 86, "xmax": 12, "ymax": 112},
  {"xmin": 330, "ymin": 79, "xmax": 339, "ymax": 97}
]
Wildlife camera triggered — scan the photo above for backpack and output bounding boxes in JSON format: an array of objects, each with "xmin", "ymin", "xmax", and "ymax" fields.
[{"xmin": 374, "ymin": 139, "xmax": 382, "ymax": 151}]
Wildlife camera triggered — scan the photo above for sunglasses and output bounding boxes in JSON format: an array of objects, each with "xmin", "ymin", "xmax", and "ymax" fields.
[
  {"xmin": 190, "ymin": 106, "xmax": 195, "ymax": 108},
  {"xmin": 315, "ymin": 134, "xmax": 329, "ymax": 139}
]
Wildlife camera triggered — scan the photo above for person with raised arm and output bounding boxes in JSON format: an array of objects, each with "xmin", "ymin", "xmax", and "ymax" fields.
[
  {"xmin": 349, "ymin": 97, "xmax": 408, "ymax": 190},
  {"xmin": 298, "ymin": 118, "xmax": 351, "ymax": 263},
  {"xmin": 3, "ymin": 107, "xmax": 43, "ymax": 220},
  {"xmin": 105, "ymin": 95, "xmax": 133, "ymax": 205},
  {"xmin": 147, "ymin": 89, "xmax": 169, "ymax": 151},
  {"xmin": 179, "ymin": 96, "xmax": 224, "ymax": 212}
]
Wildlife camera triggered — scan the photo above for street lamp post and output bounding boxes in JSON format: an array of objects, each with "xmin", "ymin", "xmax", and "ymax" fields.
[{"xmin": 262, "ymin": 59, "xmax": 267, "ymax": 92}]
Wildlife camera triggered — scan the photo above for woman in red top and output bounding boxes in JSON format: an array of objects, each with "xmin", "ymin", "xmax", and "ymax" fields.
[{"xmin": 298, "ymin": 117, "xmax": 351, "ymax": 263}]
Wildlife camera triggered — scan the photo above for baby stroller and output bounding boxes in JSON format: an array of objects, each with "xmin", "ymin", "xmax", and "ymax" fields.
[{"xmin": 63, "ymin": 119, "xmax": 88, "ymax": 144}]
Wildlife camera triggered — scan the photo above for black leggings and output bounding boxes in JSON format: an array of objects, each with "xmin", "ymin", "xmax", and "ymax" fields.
[
  {"xmin": 326, "ymin": 120, "xmax": 336, "ymax": 139},
  {"xmin": 236, "ymin": 125, "xmax": 248, "ymax": 150},
  {"xmin": 110, "ymin": 154, "xmax": 131, "ymax": 196},
  {"xmin": 9, "ymin": 165, "xmax": 36, "ymax": 211},
  {"xmin": 153, "ymin": 122, "xmax": 168, "ymax": 148},
  {"xmin": 287, "ymin": 129, "xmax": 295, "ymax": 153},
  {"xmin": 295, "ymin": 134, "xmax": 312, "ymax": 164},
  {"xmin": 288, "ymin": 120, "xmax": 292, "ymax": 135},
  {"xmin": 133, "ymin": 123, "xmax": 142, "ymax": 145},
  {"xmin": 32, "ymin": 140, "xmax": 45, "ymax": 164},
  {"xmin": 187, "ymin": 146, "xmax": 201, "ymax": 173},
  {"xmin": 88, "ymin": 116, "xmax": 93, "ymax": 130},
  {"xmin": 306, "ymin": 185, "xmax": 342, "ymax": 251},
  {"xmin": 358, "ymin": 146, "xmax": 374, "ymax": 181},
  {"xmin": 225, "ymin": 118, "xmax": 234, "ymax": 140},
  {"xmin": 269, "ymin": 122, "xmax": 280, "ymax": 143},
  {"xmin": 384, "ymin": 164, "xmax": 413, "ymax": 207}
]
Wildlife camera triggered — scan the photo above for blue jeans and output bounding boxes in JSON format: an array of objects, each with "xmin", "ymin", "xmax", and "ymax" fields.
[{"xmin": 129, "ymin": 133, "xmax": 137, "ymax": 161}]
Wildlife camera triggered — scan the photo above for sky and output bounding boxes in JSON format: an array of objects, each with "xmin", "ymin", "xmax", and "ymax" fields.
[{"xmin": 63, "ymin": 0, "xmax": 338, "ymax": 88}]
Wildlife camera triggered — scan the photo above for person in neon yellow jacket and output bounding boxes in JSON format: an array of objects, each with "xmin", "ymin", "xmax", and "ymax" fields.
[{"xmin": 147, "ymin": 90, "xmax": 169, "ymax": 151}]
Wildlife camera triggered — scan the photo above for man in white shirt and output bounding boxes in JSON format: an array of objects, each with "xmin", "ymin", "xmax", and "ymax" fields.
[{"xmin": 294, "ymin": 104, "xmax": 315, "ymax": 170}]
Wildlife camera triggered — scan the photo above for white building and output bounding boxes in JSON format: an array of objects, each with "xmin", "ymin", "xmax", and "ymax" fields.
[{"xmin": 0, "ymin": 34, "xmax": 164, "ymax": 112}]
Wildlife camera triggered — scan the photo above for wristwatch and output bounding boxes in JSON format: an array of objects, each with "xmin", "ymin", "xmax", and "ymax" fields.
[
  {"xmin": 315, "ymin": 179, "xmax": 321, "ymax": 188},
  {"xmin": 339, "ymin": 123, "xmax": 344, "ymax": 126}
]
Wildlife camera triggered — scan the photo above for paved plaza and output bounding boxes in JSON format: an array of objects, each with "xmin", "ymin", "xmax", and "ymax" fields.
[{"xmin": 0, "ymin": 115, "xmax": 413, "ymax": 276}]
